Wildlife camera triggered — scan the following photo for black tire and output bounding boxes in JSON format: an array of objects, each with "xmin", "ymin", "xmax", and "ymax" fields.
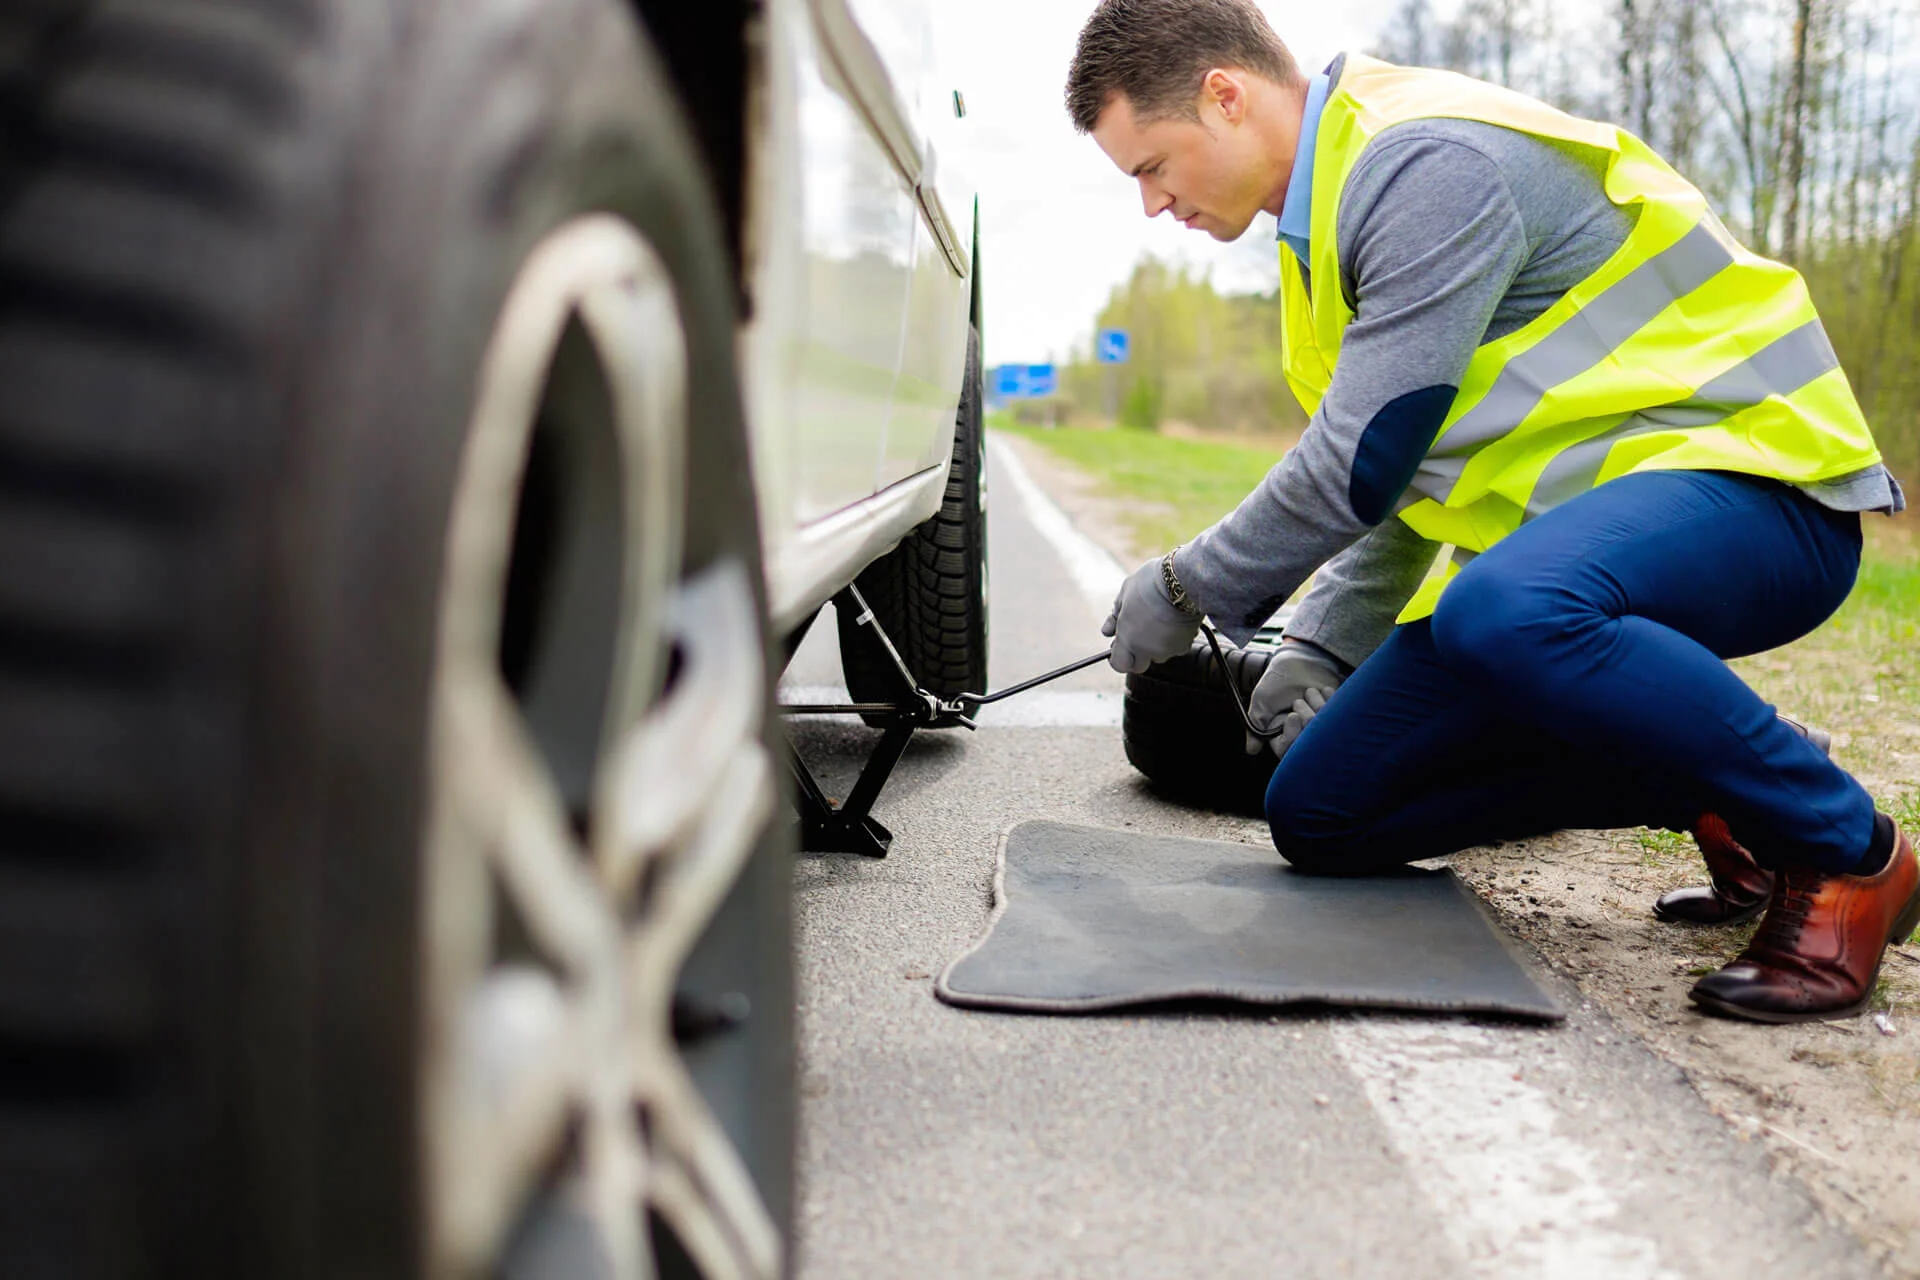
[
  {"xmin": 0, "ymin": 3, "xmax": 789, "ymax": 1277},
  {"xmin": 837, "ymin": 326, "xmax": 988, "ymax": 727},
  {"xmin": 1123, "ymin": 630, "xmax": 1288, "ymax": 818}
]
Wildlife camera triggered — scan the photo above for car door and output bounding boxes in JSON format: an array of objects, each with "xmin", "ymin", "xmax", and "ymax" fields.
[
  {"xmin": 782, "ymin": 3, "xmax": 922, "ymax": 527},
  {"xmin": 808, "ymin": 0, "xmax": 974, "ymax": 496}
]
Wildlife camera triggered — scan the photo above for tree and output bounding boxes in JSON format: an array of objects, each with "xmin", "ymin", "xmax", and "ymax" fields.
[
  {"xmin": 1778, "ymin": 0, "xmax": 1819, "ymax": 262},
  {"xmin": 1617, "ymin": 0, "xmax": 1642, "ymax": 135},
  {"xmin": 1702, "ymin": 0, "xmax": 1779, "ymax": 253},
  {"xmin": 1059, "ymin": 256, "xmax": 1303, "ymax": 436},
  {"xmin": 1669, "ymin": 1, "xmax": 1706, "ymax": 173},
  {"xmin": 1375, "ymin": 0, "xmax": 1435, "ymax": 67}
]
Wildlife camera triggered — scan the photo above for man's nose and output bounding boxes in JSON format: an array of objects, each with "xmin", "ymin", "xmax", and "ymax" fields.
[{"xmin": 1139, "ymin": 177, "xmax": 1174, "ymax": 218}]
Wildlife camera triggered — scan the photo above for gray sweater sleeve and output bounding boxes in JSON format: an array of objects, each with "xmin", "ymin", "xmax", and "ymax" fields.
[
  {"xmin": 1173, "ymin": 131, "xmax": 1531, "ymax": 645},
  {"xmin": 1283, "ymin": 515, "xmax": 1439, "ymax": 667}
]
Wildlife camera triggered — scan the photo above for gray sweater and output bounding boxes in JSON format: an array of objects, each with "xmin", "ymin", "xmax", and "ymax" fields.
[{"xmin": 1175, "ymin": 59, "xmax": 1904, "ymax": 664}]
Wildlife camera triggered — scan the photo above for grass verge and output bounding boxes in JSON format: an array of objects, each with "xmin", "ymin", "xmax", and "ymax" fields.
[{"xmin": 993, "ymin": 417, "xmax": 1285, "ymax": 552}]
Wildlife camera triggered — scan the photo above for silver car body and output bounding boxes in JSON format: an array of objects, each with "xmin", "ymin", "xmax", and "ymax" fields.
[{"xmin": 741, "ymin": 0, "xmax": 979, "ymax": 634}]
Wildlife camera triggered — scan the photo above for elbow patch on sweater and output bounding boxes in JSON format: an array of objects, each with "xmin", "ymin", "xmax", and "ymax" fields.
[{"xmin": 1348, "ymin": 385, "xmax": 1458, "ymax": 525}]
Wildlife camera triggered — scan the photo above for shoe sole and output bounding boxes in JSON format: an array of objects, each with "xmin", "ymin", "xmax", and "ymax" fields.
[
  {"xmin": 1689, "ymin": 877, "xmax": 1920, "ymax": 1024},
  {"xmin": 1688, "ymin": 988, "xmax": 1873, "ymax": 1025},
  {"xmin": 1652, "ymin": 898, "xmax": 1767, "ymax": 927}
]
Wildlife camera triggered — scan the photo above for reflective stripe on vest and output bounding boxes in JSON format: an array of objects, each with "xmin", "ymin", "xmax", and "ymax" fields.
[{"xmin": 1279, "ymin": 56, "xmax": 1884, "ymax": 622}]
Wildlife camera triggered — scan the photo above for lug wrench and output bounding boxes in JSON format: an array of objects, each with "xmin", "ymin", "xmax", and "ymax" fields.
[
  {"xmin": 936, "ymin": 648, "xmax": 1116, "ymax": 727},
  {"xmin": 1200, "ymin": 622, "xmax": 1287, "ymax": 743},
  {"xmin": 783, "ymin": 602, "xmax": 1280, "ymax": 857},
  {"xmin": 944, "ymin": 623, "xmax": 1282, "ymax": 740},
  {"xmin": 787, "ymin": 625, "xmax": 1282, "ymax": 736},
  {"xmin": 786, "ymin": 626, "xmax": 1279, "ymax": 737},
  {"xmin": 784, "ymin": 646, "xmax": 1115, "ymax": 729}
]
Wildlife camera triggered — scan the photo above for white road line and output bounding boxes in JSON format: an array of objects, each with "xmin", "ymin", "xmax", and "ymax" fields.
[
  {"xmin": 1331, "ymin": 1020, "xmax": 1680, "ymax": 1280},
  {"xmin": 987, "ymin": 434, "xmax": 1125, "ymax": 616}
]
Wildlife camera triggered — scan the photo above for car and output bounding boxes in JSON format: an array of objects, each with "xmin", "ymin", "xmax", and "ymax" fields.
[{"xmin": 0, "ymin": 0, "xmax": 983, "ymax": 1276}]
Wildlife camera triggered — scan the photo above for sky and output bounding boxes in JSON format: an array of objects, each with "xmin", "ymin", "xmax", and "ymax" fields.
[{"xmin": 930, "ymin": 0, "xmax": 1409, "ymax": 369}]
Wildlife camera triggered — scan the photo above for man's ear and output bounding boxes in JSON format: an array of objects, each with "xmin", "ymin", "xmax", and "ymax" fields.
[{"xmin": 1204, "ymin": 68, "xmax": 1246, "ymax": 123}]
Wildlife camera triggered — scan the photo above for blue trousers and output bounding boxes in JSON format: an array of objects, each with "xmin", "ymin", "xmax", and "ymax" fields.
[{"xmin": 1266, "ymin": 470, "xmax": 1875, "ymax": 875}]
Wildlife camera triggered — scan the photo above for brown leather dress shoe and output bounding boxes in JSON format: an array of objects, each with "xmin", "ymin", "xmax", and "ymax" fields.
[
  {"xmin": 1653, "ymin": 814, "xmax": 1775, "ymax": 925},
  {"xmin": 1652, "ymin": 715, "xmax": 1830, "ymax": 926},
  {"xmin": 1690, "ymin": 822, "xmax": 1920, "ymax": 1023}
]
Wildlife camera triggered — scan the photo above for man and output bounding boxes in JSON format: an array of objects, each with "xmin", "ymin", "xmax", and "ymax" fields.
[{"xmin": 1069, "ymin": 0, "xmax": 1917, "ymax": 1023}]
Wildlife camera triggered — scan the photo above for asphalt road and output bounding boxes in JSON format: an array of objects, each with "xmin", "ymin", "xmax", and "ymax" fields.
[{"xmin": 779, "ymin": 437, "xmax": 1875, "ymax": 1280}]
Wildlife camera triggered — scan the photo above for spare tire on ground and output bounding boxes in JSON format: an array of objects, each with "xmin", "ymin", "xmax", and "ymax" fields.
[{"xmin": 1122, "ymin": 628, "xmax": 1287, "ymax": 818}]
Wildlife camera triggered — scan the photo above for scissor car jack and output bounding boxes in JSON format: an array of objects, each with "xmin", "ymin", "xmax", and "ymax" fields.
[{"xmin": 781, "ymin": 584, "xmax": 1110, "ymax": 857}]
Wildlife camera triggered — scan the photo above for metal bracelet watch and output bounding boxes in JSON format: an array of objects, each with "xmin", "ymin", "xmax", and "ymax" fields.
[{"xmin": 1160, "ymin": 547, "xmax": 1202, "ymax": 617}]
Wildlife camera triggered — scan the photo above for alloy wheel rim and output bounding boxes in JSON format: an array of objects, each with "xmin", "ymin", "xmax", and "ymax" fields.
[{"xmin": 422, "ymin": 215, "xmax": 781, "ymax": 1279}]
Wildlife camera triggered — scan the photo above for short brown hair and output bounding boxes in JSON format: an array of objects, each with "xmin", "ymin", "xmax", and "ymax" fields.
[{"xmin": 1066, "ymin": 0, "xmax": 1303, "ymax": 134}]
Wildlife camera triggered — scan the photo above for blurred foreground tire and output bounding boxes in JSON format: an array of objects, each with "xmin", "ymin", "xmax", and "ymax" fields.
[
  {"xmin": 837, "ymin": 326, "xmax": 989, "ymax": 727},
  {"xmin": 0, "ymin": 2, "xmax": 791, "ymax": 1276},
  {"xmin": 1122, "ymin": 629, "xmax": 1287, "ymax": 818}
]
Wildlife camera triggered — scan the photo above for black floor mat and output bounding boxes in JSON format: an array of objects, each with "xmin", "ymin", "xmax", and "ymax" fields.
[{"xmin": 936, "ymin": 821, "xmax": 1563, "ymax": 1021}]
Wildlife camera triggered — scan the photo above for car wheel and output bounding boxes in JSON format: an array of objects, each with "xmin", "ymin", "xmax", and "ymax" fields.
[
  {"xmin": 1122, "ymin": 630, "xmax": 1287, "ymax": 818},
  {"xmin": 836, "ymin": 326, "xmax": 989, "ymax": 727},
  {"xmin": 0, "ymin": 2, "xmax": 790, "ymax": 1277}
]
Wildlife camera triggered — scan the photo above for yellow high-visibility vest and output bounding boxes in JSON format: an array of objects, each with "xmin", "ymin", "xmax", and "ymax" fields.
[{"xmin": 1281, "ymin": 56, "xmax": 1884, "ymax": 621}]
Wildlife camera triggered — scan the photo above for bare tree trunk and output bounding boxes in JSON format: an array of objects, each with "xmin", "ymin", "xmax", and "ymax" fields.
[
  {"xmin": 1845, "ymin": 12, "xmax": 1868, "ymax": 254},
  {"xmin": 1779, "ymin": 0, "xmax": 1816, "ymax": 263},
  {"xmin": 1381, "ymin": 0, "xmax": 1434, "ymax": 66},
  {"xmin": 1820, "ymin": 3, "xmax": 1851, "ymax": 256},
  {"xmin": 1705, "ymin": 0, "xmax": 1771, "ymax": 252},
  {"xmin": 1494, "ymin": 0, "xmax": 1519, "ymax": 86},
  {"xmin": 1617, "ymin": 0, "xmax": 1639, "ymax": 126},
  {"xmin": 1873, "ymin": 8, "xmax": 1898, "ymax": 244},
  {"xmin": 1636, "ymin": 0, "xmax": 1659, "ymax": 139},
  {"xmin": 1670, "ymin": 2, "xmax": 1704, "ymax": 174}
]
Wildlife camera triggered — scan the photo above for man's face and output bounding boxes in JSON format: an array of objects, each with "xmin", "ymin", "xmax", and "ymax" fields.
[{"xmin": 1090, "ymin": 73, "xmax": 1274, "ymax": 242}]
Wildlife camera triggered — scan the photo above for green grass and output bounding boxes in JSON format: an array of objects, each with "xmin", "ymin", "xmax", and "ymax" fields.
[
  {"xmin": 1890, "ymin": 791, "xmax": 1920, "ymax": 834},
  {"xmin": 1828, "ymin": 539, "xmax": 1920, "ymax": 647},
  {"xmin": 993, "ymin": 418, "xmax": 1285, "ymax": 553},
  {"xmin": 1634, "ymin": 827, "xmax": 1695, "ymax": 865}
]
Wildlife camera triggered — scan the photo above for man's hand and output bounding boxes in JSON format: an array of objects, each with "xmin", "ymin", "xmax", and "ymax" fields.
[
  {"xmin": 1247, "ymin": 638, "xmax": 1349, "ymax": 758},
  {"xmin": 1103, "ymin": 556, "xmax": 1201, "ymax": 674}
]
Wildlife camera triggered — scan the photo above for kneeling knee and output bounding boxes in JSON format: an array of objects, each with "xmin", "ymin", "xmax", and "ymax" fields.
[{"xmin": 1265, "ymin": 765, "xmax": 1358, "ymax": 876}]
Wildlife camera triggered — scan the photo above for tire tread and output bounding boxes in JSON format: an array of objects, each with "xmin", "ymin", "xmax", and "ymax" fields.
[
  {"xmin": 0, "ymin": 2, "xmax": 319, "ymax": 1271},
  {"xmin": 1121, "ymin": 631, "xmax": 1285, "ymax": 817},
  {"xmin": 839, "ymin": 327, "xmax": 989, "ymax": 716}
]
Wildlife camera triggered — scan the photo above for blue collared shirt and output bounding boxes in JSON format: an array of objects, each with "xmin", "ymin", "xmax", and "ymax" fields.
[{"xmin": 1277, "ymin": 72, "xmax": 1332, "ymax": 265}]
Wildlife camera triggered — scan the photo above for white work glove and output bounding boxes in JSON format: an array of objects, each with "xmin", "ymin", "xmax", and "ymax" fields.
[
  {"xmin": 1246, "ymin": 637, "xmax": 1348, "ymax": 759},
  {"xmin": 1102, "ymin": 556, "xmax": 1202, "ymax": 674}
]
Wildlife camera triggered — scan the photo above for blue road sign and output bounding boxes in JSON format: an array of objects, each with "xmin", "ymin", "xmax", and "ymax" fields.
[
  {"xmin": 993, "ymin": 363, "xmax": 1059, "ymax": 400},
  {"xmin": 1096, "ymin": 328, "xmax": 1131, "ymax": 364}
]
